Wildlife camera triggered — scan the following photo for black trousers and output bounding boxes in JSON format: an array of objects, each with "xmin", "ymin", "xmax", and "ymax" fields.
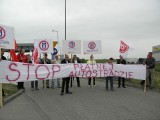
[
  {"xmin": 88, "ymin": 77, "xmax": 95, "ymax": 85},
  {"xmin": 61, "ymin": 77, "xmax": 70, "ymax": 93},
  {"xmin": 118, "ymin": 77, "xmax": 125, "ymax": 87},
  {"xmin": 17, "ymin": 82, "xmax": 24, "ymax": 89},
  {"xmin": 2, "ymin": 89, "xmax": 5, "ymax": 97},
  {"xmin": 76, "ymin": 77, "xmax": 80, "ymax": 87},
  {"xmin": 70, "ymin": 77, "xmax": 80, "ymax": 87}
]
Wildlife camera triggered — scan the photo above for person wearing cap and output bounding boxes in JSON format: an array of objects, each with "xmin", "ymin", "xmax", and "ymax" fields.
[{"xmin": 60, "ymin": 54, "xmax": 72, "ymax": 95}]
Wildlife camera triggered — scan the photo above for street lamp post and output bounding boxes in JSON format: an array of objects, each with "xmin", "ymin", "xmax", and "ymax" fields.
[
  {"xmin": 65, "ymin": 0, "xmax": 67, "ymax": 40},
  {"xmin": 52, "ymin": 30, "xmax": 60, "ymax": 55}
]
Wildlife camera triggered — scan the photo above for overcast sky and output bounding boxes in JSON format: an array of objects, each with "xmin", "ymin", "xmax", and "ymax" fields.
[{"xmin": 0, "ymin": 0, "xmax": 160, "ymax": 59}]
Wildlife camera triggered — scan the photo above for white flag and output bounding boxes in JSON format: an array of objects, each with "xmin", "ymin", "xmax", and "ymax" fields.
[
  {"xmin": 119, "ymin": 40, "xmax": 134, "ymax": 58},
  {"xmin": 0, "ymin": 24, "xmax": 14, "ymax": 49},
  {"xmin": 62, "ymin": 40, "xmax": 81, "ymax": 54},
  {"xmin": 34, "ymin": 39, "xmax": 53, "ymax": 53},
  {"xmin": 83, "ymin": 40, "xmax": 102, "ymax": 54}
]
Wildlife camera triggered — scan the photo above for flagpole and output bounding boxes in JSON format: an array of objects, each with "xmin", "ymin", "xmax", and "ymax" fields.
[{"xmin": 0, "ymin": 47, "xmax": 3, "ymax": 108}]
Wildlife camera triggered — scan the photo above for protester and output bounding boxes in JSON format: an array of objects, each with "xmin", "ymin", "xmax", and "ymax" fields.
[
  {"xmin": 40, "ymin": 53, "xmax": 51, "ymax": 88},
  {"xmin": 87, "ymin": 55, "xmax": 96, "ymax": 87},
  {"xmin": 144, "ymin": 52, "xmax": 155, "ymax": 89},
  {"xmin": 53, "ymin": 55, "xmax": 61, "ymax": 88},
  {"xmin": 17, "ymin": 49, "xmax": 28, "ymax": 89},
  {"xmin": 28, "ymin": 54, "xmax": 39, "ymax": 91},
  {"xmin": 72, "ymin": 55, "xmax": 81, "ymax": 87},
  {"xmin": 105, "ymin": 58, "xmax": 114, "ymax": 91},
  {"xmin": 60, "ymin": 54, "xmax": 72, "ymax": 95},
  {"xmin": 0, "ymin": 48, "xmax": 6, "ymax": 97},
  {"xmin": 117, "ymin": 55, "xmax": 126, "ymax": 88}
]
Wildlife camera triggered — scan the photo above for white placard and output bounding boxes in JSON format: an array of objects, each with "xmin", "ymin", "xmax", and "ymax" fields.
[
  {"xmin": 0, "ymin": 24, "xmax": 14, "ymax": 49},
  {"xmin": 83, "ymin": 40, "xmax": 102, "ymax": 54},
  {"xmin": 62, "ymin": 40, "xmax": 81, "ymax": 54},
  {"xmin": 34, "ymin": 39, "xmax": 53, "ymax": 53}
]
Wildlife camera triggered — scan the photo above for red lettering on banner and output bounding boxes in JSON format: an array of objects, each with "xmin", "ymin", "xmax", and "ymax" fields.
[
  {"xmin": 79, "ymin": 64, "xmax": 85, "ymax": 71},
  {"xmin": 35, "ymin": 65, "xmax": 50, "ymax": 80},
  {"xmin": 119, "ymin": 71, "xmax": 125, "ymax": 77},
  {"xmin": 84, "ymin": 64, "xmax": 91, "ymax": 71},
  {"xmin": 96, "ymin": 64, "xmax": 102, "ymax": 70},
  {"xmin": 23, "ymin": 63, "xmax": 34, "ymax": 80},
  {"xmin": 81, "ymin": 70, "xmax": 86, "ymax": 77},
  {"xmin": 109, "ymin": 68, "xmax": 114, "ymax": 76},
  {"xmin": 70, "ymin": 71, "xmax": 74, "ymax": 77},
  {"xmin": 128, "ymin": 72, "xmax": 133, "ymax": 78},
  {"xmin": 93, "ymin": 70, "xmax": 98, "ymax": 77},
  {"xmin": 114, "ymin": 71, "xmax": 119, "ymax": 76},
  {"xmin": 6, "ymin": 63, "xmax": 20, "ymax": 81},
  {"xmin": 104, "ymin": 70, "xmax": 108, "ymax": 77},
  {"xmin": 103, "ymin": 64, "xmax": 107, "ymax": 70},
  {"xmin": 74, "ymin": 64, "xmax": 79, "ymax": 70},
  {"xmin": 86, "ymin": 71, "xmax": 91, "ymax": 77},
  {"xmin": 52, "ymin": 65, "xmax": 60, "ymax": 78}
]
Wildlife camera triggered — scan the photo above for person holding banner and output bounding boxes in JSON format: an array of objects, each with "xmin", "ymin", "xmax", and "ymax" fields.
[
  {"xmin": 87, "ymin": 55, "xmax": 96, "ymax": 87},
  {"xmin": 144, "ymin": 52, "xmax": 155, "ymax": 89},
  {"xmin": 117, "ymin": 55, "xmax": 126, "ymax": 88},
  {"xmin": 72, "ymin": 55, "xmax": 81, "ymax": 87},
  {"xmin": 105, "ymin": 58, "xmax": 114, "ymax": 91},
  {"xmin": 17, "ymin": 49, "xmax": 28, "ymax": 89},
  {"xmin": 40, "ymin": 53, "xmax": 51, "ymax": 88},
  {"xmin": 0, "ymin": 48, "xmax": 6, "ymax": 97},
  {"xmin": 53, "ymin": 55, "xmax": 61, "ymax": 88},
  {"xmin": 28, "ymin": 54, "xmax": 39, "ymax": 91},
  {"xmin": 60, "ymin": 54, "xmax": 72, "ymax": 95}
]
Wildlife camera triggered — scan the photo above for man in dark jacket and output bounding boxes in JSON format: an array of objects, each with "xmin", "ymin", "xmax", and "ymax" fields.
[
  {"xmin": 60, "ymin": 54, "xmax": 72, "ymax": 95},
  {"xmin": 71, "ymin": 55, "xmax": 81, "ymax": 87},
  {"xmin": 40, "ymin": 53, "xmax": 51, "ymax": 88},
  {"xmin": 117, "ymin": 55, "xmax": 126, "ymax": 88}
]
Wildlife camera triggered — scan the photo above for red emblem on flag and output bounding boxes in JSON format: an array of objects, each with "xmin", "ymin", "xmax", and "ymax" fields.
[{"xmin": 119, "ymin": 41, "xmax": 129, "ymax": 53}]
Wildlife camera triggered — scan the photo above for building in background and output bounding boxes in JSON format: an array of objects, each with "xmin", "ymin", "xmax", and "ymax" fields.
[{"xmin": 152, "ymin": 45, "xmax": 160, "ymax": 62}]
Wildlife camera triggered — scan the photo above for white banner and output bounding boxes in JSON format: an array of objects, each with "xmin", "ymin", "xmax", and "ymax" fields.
[
  {"xmin": 62, "ymin": 40, "xmax": 81, "ymax": 54},
  {"xmin": 0, "ymin": 24, "xmax": 14, "ymax": 49},
  {"xmin": 34, "ymin": 39, "xmax": 53, "ymax": 53},
  {"xmin": 83, "ymin": 40, "xmax": 102, "ymax": 54},
  {"xmin": 0, "ymin": 61, "xmax": 146, "ymax": 83}
]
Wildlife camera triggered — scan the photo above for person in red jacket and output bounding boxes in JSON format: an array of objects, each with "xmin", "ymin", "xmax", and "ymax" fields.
[{"xmin": 17, "ymin": 49, "xmax": 28, "ymax": 89}]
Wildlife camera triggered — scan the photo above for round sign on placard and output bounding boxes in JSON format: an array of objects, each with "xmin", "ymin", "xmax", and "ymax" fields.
[
  {"xmin": 39, "ymin": 40, "xmax": 49, "ymax": 51},
  {"xmin": 88, "ymin": 42, "xmax": 96, "ymax": 49},
  {"xmin": 68, "ymin": 41, "xmax": 75, "ymax": 48},
  {"xmin": 0, "ymin": 27, "xmax": 6, "ymax": 39}
]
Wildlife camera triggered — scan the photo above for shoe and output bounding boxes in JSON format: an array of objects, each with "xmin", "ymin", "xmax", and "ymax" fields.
[
  {"xmin": 78, "ymin": 85, "xmax": 81, "ymax": 87},
  {"xmin": 35, "ymin": 88, "xmax": 39, "ymax": 90},
  {"xmin": 93, "ymin": 85, "xmax": 96, "ymax": 87},
  {"xmin": 111, "ymin": 89, "xmax": 114, "ymax": 91},
  {"xmin": 31, "ymin": 88, "xmax": 34, "ymax": 91},
  {"xmin": 66, "ymin": 92, "xmax": 72, "ymax": 94},
  {"xmin": 118, "ymin": 86, "xmax": 120, "ymax": 88},
  {"xmin": 60, "ymin": 92, "xmax": 64, "ymax": 96},
  {"xmin": 88, "ymin": 85, "xmax": 91, "ymax": 87},
  {"xmin": 123, "ymin": 86, "xmax": 126, "ymax": 88},
  {"xmin": 47, "ymin": 86, "xmax": 50, "ymax": 88}
]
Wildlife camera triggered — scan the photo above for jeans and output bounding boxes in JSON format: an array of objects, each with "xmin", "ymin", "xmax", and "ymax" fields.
[{"xmin": 106, "ymin": 77, "xmax": 113, "ymax": 90}]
